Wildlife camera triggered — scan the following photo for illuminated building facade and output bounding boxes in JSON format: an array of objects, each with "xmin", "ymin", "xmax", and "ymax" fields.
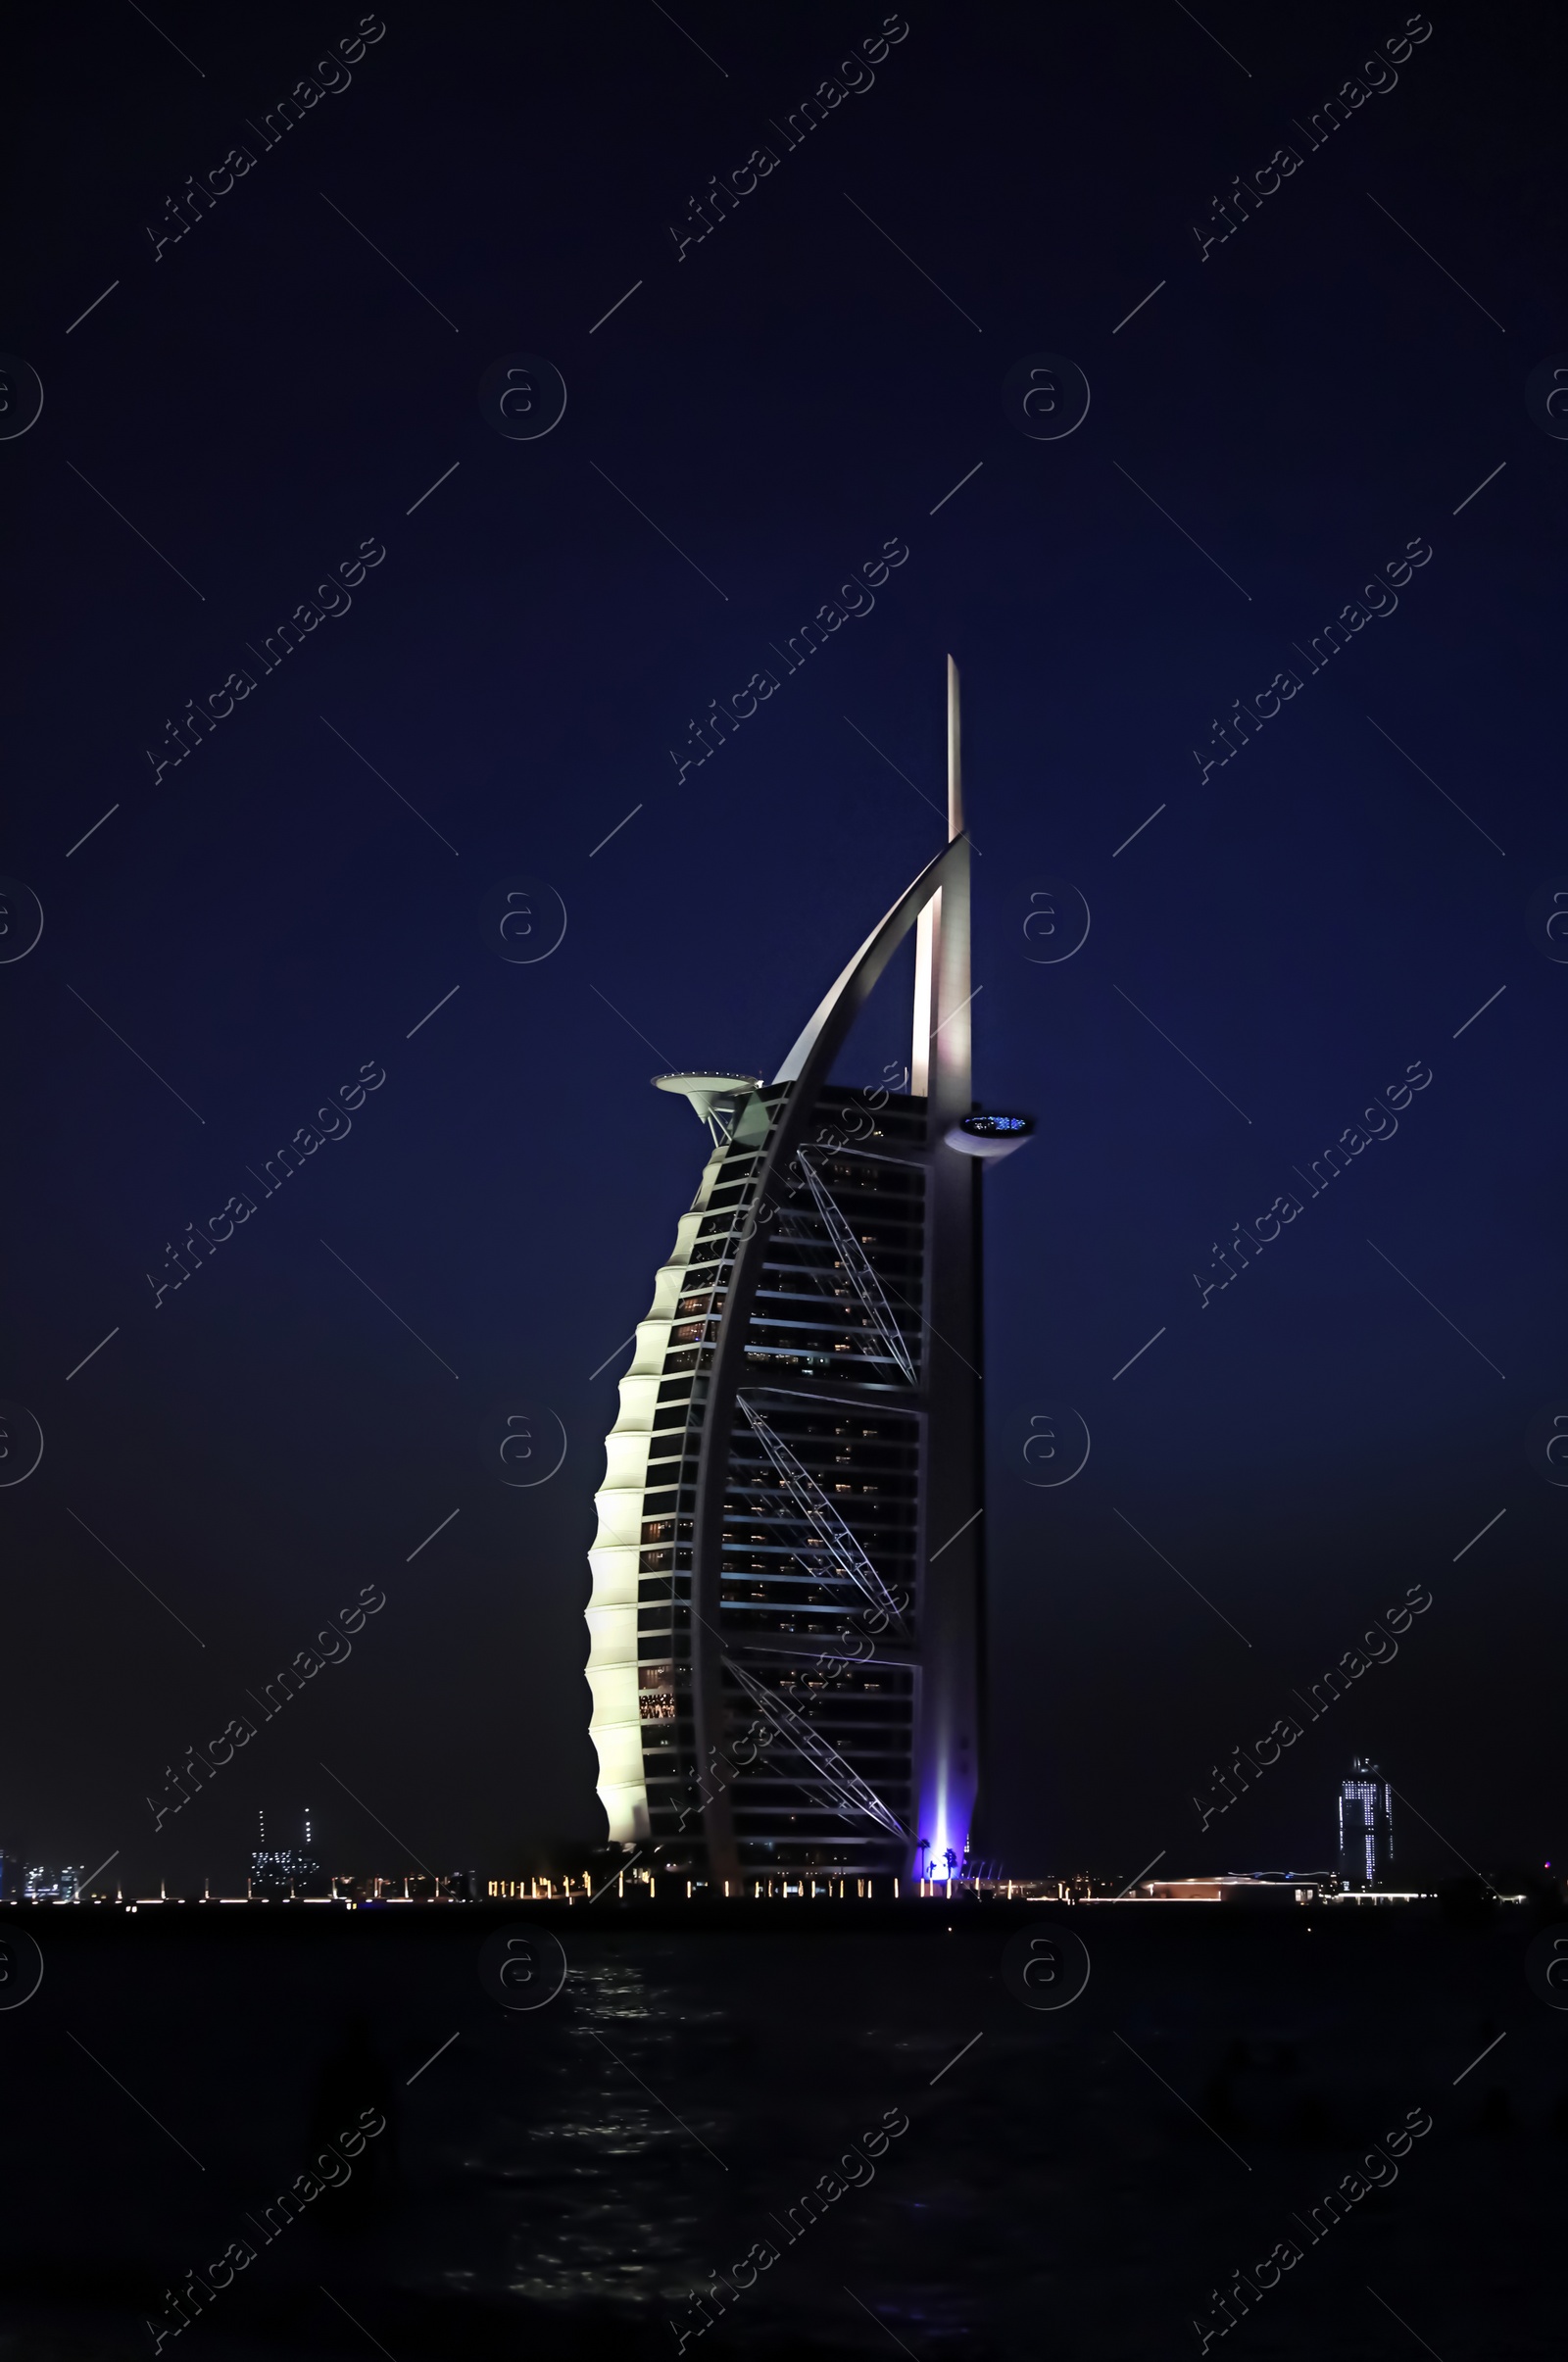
[
  {"xmin": 585, "ymin": 663, "xmax": 1028, "ymax": 1884},
  {"xmin": 1338, "ymin": 1757, "xmax": 1394, "ymax": 1886},
  {"xmin": 248, "ymin": 1807, "xmax": 321, "ymax": 1897},
  {"xmin": 22, "ymin": 1864, "xmax": 79, "ymax": 1901}
]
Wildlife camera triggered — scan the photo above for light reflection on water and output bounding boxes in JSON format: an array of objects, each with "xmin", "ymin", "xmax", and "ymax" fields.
[
  {"xmin": 428, "ymin": 1935, "xmax": 991, "ymax": 2347},
  {"xmin": 0, "ymin": 1913, "xmax": 1549, "ymax": 2357}
]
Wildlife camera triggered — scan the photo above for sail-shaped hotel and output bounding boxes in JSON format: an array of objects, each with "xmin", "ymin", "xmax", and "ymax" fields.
[{"xmin": 584, "ymin": 662, "xmax": 1029, "ymax": 1886}]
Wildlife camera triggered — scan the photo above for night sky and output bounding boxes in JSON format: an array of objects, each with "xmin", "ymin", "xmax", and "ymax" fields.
[{"xmin": 3, "ymin": 0, "xmax": 1564, "ymax": 1893}]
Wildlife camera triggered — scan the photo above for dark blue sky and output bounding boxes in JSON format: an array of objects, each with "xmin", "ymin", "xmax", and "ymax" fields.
[{"xmin": 3, "ymin": 1, "xmax": 1564, "ymax": 1887}]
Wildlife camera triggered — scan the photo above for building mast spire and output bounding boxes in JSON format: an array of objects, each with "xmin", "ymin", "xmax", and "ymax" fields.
[
  {"xmin": 911, "ymin": 656, "xmax": 978, "ymax": 1880},
  {"xmin": 911, "ymin": 657, "xmax": 970, "ymax": 1107},
  {"xmin": 947, "ymin": 651, "xmax": 963, "ymax": 841}
]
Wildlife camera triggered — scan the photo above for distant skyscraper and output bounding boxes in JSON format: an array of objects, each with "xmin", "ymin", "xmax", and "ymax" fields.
[
  {"xmin": 23, "ymin": 1864, "xmax": 79, "ymax": 1901},
  {"xmin": 1338, "ymin": 1757, "xmax": 1394, "ymax": 1885},
  {"xmin": 585, "ymin": 662, "xmax": 1031, "ymax": 1885},
  {"xmin": 250, "ymin": 1808, "xmax": 321, "ymax": 1897}
]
